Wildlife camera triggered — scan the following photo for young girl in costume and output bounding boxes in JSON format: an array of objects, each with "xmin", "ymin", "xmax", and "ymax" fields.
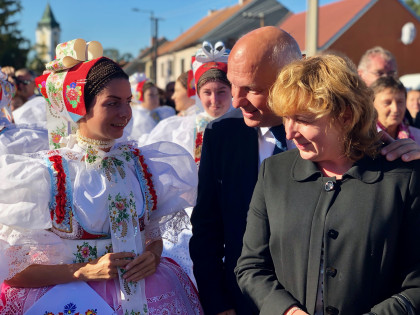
[{"xmin": 0, "ymin": 39, "xmax": 203, "ymax": 315}]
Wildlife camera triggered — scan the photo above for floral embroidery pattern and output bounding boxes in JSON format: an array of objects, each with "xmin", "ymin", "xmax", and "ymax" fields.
[
  {"xmin": 37, "ymin": 80, "xmax": 51, "ymax": 105},
  {"xmin": 194, "ymin": 131, "xmax": 203, "ymax": 165},
  {"xmin": 66, "ymin": 82, "xmax": 82, "ymax": 109},
  {"xmin": 50, "ymin": 123, "xmax": 67, "ymax": 149},
  {"xmin": 101, "ymin": 156, "xmax": 126, "ymax": 181},
  {"xmin": 108, "ymin": 192, "xmax": 138, "ymax": 239},
  {"xmin": 74, "ymin": 242, "xmax": 98, "ymax": 263},
  {"xmin": 43, "ymin": 302, "xmax": 97, "ymax": 315},
  {"xmin": 85, "ymin": 146, "xmax": 99, "ymax": 164},
  {"xmin": 124, "ymin": 308, "xmax": 146, "ymax": 315}
]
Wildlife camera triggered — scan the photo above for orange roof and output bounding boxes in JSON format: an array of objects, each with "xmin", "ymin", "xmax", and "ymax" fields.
[
  {"xmin": 279, "ymin": 0, "xmax": 375, "ymax": 51},
  {"xmin": 159, "ymin": 1, "xmax": 251, "ymax": 55}
]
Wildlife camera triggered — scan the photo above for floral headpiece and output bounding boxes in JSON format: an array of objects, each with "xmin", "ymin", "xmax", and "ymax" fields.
[
  {"xmin": 0, "ymin": 69, "xmax": 15, "ymax": 125},
  {"xmin": 35, "ymin": 38, "xmax": 103, "ymax": 149},
  {"xmin": 192, "ymin": 41, "xmax": 230, "ymax": 85},
  {"xmin": 129, "ymin": 72, "xmax": 148, "ymax": 103}
]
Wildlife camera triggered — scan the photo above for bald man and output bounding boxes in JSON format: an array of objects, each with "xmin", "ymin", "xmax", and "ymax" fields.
[
  {"xmin": 190, "ymin": 27, "xmax": 420, "ymax": 315},
  {"xmin": 190, "ymin": 27, "xmax": 300, "ymax": 315}
]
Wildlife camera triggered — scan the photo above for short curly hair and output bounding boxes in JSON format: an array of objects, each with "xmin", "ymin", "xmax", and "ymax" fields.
[{"xmin": 269, "ymin": 54, "xmax": 381, "ymax": 161}]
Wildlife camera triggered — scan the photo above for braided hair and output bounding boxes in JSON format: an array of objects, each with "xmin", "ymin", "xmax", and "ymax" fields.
[{"xmin": 84, "ymin": 57, "xmax": 128, "ymax": 113}]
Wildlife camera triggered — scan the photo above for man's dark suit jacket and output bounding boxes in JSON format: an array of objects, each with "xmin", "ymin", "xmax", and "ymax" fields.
[{"xmin": 190, "ymin": 108, "xmax": 260, "ymax": 315}]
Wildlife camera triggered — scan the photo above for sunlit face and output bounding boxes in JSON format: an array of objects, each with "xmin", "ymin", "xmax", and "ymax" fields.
[
  {"xmin": 172, "ymin": 80, "xmax": 194, "ymax": 112},
  {"xmin": 373, "ymin": 88, "xmax": 406, "ymax": 133},
  {"xmin": 359, "ymin": 55, "xmax": 397, "ymax": 87},
  {"xmin": 143, "ymin": 86, "xmax": 160, "ymax": 110},
  {"xmin": 227, "ymin": 56, "xmax": 281, "ymax": 127},
  {"xmin": 406, "ymin": 90, "xmax": 420, "ymax": 118},
  {"xmin": 284, "ymin": 113, "xmax": 345, "ymax": 164},
  {"xmin": 198, "ymin": 81, "xmax": 232, "ymax": 118},
  {"xmin": 79, "ymin": 78, "xmax": 132, "ymax": 141}
]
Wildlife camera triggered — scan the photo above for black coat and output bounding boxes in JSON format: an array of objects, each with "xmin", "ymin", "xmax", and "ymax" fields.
[
  {"xmin": 190, "ymin": 108, "xmax": 260, "ymax": 315},
  {"xmin": 236, "ymin": 149, "xmax": 420, "ymax": 315}
]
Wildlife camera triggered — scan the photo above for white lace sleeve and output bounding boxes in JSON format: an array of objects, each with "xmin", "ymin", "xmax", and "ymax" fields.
[
  {"xmin": 140, "ymin": 141, "xmax": 197, "ymax": 243},
  {"xmin": 0, "ymin": 154, "xmax": 66, "ymax": 282}
]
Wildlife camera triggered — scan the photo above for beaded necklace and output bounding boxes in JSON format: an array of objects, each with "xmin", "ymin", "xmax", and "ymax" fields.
[{"xmin": 76, "ymin": 129, "xmax": 115, "ymax": 150}]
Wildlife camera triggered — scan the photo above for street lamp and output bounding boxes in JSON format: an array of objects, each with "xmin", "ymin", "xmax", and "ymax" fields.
[{"xmin": 132, "ymin": 8, "xmax": 163, "ymax": 83}]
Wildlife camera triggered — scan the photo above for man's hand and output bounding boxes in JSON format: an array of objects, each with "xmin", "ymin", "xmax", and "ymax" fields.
[{"xmin": 380, "ymin": 131, "xmax": 420, "ymax": 162}]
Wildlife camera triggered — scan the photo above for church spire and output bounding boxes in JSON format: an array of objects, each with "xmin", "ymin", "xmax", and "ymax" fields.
[{"xmin": 37, "ymin": 3, "xmax": 60, "ymax": 29}]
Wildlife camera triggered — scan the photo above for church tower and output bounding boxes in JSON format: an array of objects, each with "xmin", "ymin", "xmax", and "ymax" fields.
[{"xmin": 35, "ymin": 3, "xmax": 60, "ymax": 62}]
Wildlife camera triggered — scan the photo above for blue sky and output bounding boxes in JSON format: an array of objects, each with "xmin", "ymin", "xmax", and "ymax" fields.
[{"xmin": 18, "ymin": 0, "xmax": 339, "ymax": 58}]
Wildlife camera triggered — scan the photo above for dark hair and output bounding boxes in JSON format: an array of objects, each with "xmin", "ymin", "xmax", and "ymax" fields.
[
  {"xmin": 142, "ymin": 81, "xmax": 156, "ymax": 94},
  {"xmin": 197, "ymin": 69, "xmax": 231, "ymax": 94},
  {"xmin": 84, "ymin": 57, "xmax": 128, "ymax": 112},
  {"xmin": 370, "ymin": 76, "xmax": 407, "ymax": 98},
  {"xmin": 177, "ymin": 72, "xmax": 189, "ymax": 90}
]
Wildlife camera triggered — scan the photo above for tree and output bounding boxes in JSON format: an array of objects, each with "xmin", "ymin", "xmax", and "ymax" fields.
[
  {"xmin": 0, "ymin": 0, "xmax": 30, "ymax": 69},
  {"xmin": 405, "ymin": 0, "xmax": 420, "ymax": 16},
  {"xmin": 103, "ymin": 48, "xmax": 133, "ymax": 66}
]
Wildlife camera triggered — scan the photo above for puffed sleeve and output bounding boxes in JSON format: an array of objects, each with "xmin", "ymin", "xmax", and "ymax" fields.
[
  {"xmin": 0, "ymin": 154, "xmax": 52, "ymax": 229},
  {"xmin": 139, "ymin": 141, "xmax": 197, "ymax": 243},
  {"xmin": 0, "ymin": 154, "xmax": 67, "ymax": 283},
  {"xmin": 140, "ymin": 115, "xmax": 195, "ymax": 157},
  {"xmin": 0, "ymin": 124, "xmax": 49, "ymax": 155}
]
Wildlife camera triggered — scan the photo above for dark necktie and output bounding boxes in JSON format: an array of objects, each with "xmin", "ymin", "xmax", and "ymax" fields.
[{"xmin": 269, "ymin": 124, "xmax": 287, "ymax": 155}]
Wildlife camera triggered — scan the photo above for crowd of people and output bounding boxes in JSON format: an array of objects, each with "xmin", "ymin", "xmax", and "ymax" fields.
[{"xmin": 0, "ymin": 26, "xmax": 419, "ymax": 315}]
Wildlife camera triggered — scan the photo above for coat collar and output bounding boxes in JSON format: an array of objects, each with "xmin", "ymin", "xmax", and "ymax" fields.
[{"xmin": 291, "ymin": 151, "xmax": 381, "ymax": 184}]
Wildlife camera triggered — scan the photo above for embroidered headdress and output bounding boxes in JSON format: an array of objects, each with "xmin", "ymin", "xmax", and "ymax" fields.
[
  {"xmin": 0, "ymin": 69, "xmax": 15, "ymax": 125},
  {"xmin": 35, "ymin": 38, "xmax": 104, "ymax": 149},
  {"xmin": 129, "ymin": 72, "xmax": 148, "ymax": 103},
  {"xmin": 192, "ymin": 41, "xmax": 230, "ymax": 93}
]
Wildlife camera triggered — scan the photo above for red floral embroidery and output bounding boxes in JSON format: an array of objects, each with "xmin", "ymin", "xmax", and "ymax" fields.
[
  {"xmin": 132, "ymin": 148, "xmax": 157, "ymax": 211},
  {"xmin": 194, "ymin": 131, "xmax": 204, "ymax": 164},
  {"xmin": 49, "ymin": 155, "xmax": 67, "ymax": 224}
]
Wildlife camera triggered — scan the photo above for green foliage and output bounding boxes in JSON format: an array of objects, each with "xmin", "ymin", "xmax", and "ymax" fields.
[
  {"xmin": 0, "ymin": 0, "xmax": 29, "ymax": 68},
  {"xmin": 405, "ymin": 0, "xmax": 420, "ymax": 16},
  {"xmin": 104, "ymin": 48, "xmax": 133, "ymax": 65}
]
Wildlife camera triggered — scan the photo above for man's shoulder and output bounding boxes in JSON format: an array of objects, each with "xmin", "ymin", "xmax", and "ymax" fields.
[{"xmin": 207, "ymin": 108, "xmax": 251, "ymax": 132}]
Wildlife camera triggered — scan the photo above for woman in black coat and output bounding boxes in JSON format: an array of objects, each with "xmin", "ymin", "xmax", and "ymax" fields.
[{"xmin": 235, "ymin": 55, "xmax": 420, "ymax": 315}]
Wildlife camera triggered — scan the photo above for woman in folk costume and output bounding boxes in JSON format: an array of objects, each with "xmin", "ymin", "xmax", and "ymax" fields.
[
  {"xmin": 124, "ymin": 73, "xmax": 175, "ymax": 140},
  {"xmin": 143, "ymin": 41, "xmax": 232, "ymax": 165},
  {"xmin": 142, "ymin": 42, "xmax": 232, "ymax": 284},
  {"xmin": 0, "ymin": 69, "xmax": 48, "ymax": 155},
  {"xmin": 172, "ymin": 70, "xmax": 199, "ymax": 117},
  {"xmin": 0, "ymin": 39, "xmax": 203, "ymax": 315}
]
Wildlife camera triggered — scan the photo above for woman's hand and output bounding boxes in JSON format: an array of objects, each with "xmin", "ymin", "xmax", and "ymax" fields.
[
  {"xmin": 76, "ymin": 252, "xmax": 135, "ymax": 281},
  {"xmin": 122, "ymin": 250, "xmax": 160, "ymax": 282}
]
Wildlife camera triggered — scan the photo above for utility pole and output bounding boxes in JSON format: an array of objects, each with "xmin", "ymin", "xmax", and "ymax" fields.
[
  {"xmin": 305, "ymin": 0, "xmax": 318, "ymax": 57},
  {"xmin": 132, "ymin": 8, "xmax": 163, "ymax": 83}
]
